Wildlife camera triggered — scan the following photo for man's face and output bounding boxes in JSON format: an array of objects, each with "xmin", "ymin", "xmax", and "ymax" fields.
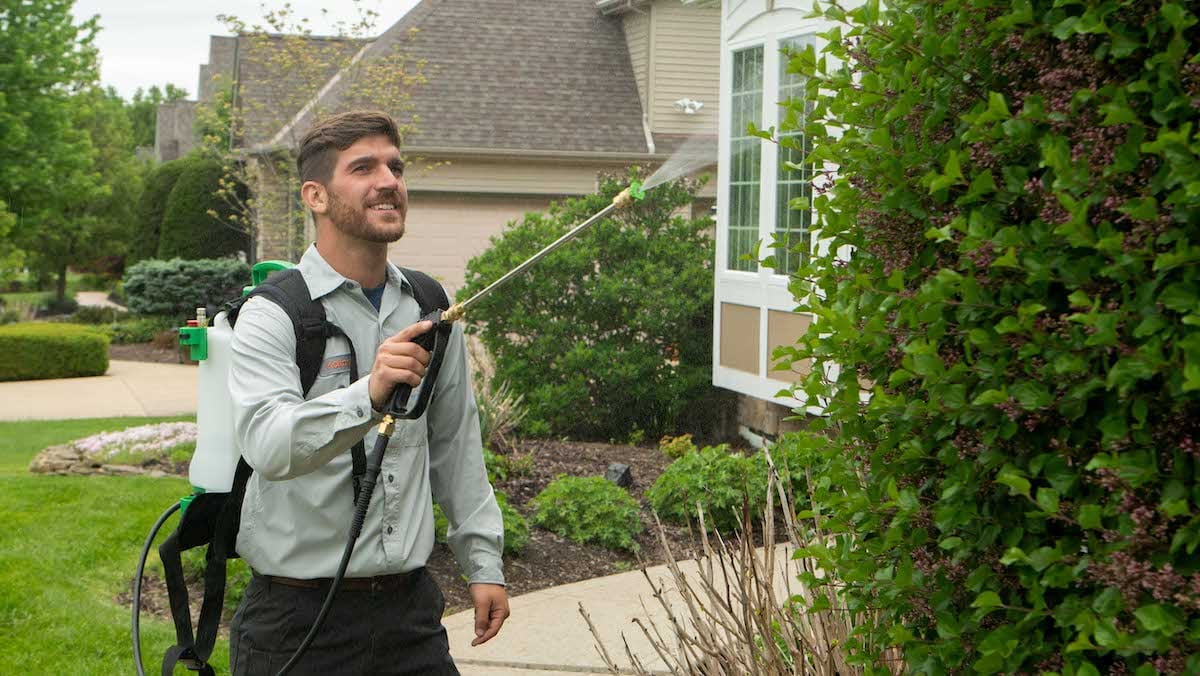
[{"xmin": 322, "ymin": 134, "xmax": 408, "ymax": 243}]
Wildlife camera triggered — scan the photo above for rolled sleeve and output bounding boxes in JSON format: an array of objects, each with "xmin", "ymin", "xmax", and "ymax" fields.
[
  {"xmin": 427, "ymin": 323, "xmax": 505, "ymax": 585},
  {"xmin": 229, "ymin": 296, "xmax": 375, "ymax": 480}
]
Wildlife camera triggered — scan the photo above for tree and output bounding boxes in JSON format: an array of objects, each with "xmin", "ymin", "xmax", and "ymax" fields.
[
  {"xmin": 22, "ymin": 87, "xmax": 143, "ymax": 302},
  {"xmin": 194, "ymin": 0, "xmax": 428, "ymax": 262},
  {"xmin": 127, "ymin": 84, "xmax": 189, "ymax": 149},
  {"xmin": 129, "ymin": 159, "xmax": 188, "ymax": 264},
  {"xmin": 776, "ymin": 0, "xmax": 1199, "ymax": 672},
  {"xmin": 0, "ymin": 0, "xmax": 99, "ymax": 283}
]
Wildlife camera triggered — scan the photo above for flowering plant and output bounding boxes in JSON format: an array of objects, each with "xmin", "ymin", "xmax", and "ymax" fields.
[{"xmin": 70, "ymin": 422, "xmax": 198, "ymax": 463}]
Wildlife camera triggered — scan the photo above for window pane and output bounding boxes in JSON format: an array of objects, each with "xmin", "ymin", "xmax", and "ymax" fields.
[
  {"xmin": 727, "ymin": 46, "xmax": 763, "ymax": 273},
  {"xmin": 772, "ymin": 36, "xmax": 814, "ymax": 276}
]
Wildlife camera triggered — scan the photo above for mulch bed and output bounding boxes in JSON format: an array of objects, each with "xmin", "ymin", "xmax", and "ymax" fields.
[{"xmin": 110, "ymin": 342, "xmax": 190, "ymax": 364}]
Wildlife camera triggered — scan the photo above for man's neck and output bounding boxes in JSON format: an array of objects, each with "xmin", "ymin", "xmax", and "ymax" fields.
[{"xmin": 315, "ymin": 229, "xmax": 390, "ymax": 288}]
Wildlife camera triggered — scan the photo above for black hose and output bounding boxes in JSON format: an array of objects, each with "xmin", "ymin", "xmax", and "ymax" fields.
[
  {"xmin": 133, "ymin": 501, "xmax": 181, "ymax": 676},
  {"xmin": 275, "ymin": 429, "xmax": 391, "ymax": 676}
]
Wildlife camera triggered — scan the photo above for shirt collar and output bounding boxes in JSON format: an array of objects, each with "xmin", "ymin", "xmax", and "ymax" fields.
[{"xmin": 297, "ymin": 244, "xmax": 413, "ymax": 300}]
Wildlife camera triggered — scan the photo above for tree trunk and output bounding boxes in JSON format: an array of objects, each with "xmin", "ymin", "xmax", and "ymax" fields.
[{"xmin": 56, "ymin": 263, "xmax": 68, "ymax": 304}]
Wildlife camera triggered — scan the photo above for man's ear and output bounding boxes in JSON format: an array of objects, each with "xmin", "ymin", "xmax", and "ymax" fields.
[{"xmin": 301, "ymin": 181, "xmax": 328, "ymax": 214}]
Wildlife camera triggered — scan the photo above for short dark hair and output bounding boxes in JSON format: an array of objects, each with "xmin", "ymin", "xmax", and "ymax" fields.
[{"xmin": 296, "ymin": 110, "xmax": 402, "ymax": 184}]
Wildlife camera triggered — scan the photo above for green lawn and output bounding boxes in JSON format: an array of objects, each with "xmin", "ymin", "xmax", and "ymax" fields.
[{"xmin": 0, "ymin": 416, "xmax": 229, "ymax": 675}]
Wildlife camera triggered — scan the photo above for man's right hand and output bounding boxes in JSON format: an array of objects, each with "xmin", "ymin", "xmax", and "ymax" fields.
[{"xmin": 368, "ymin": 320, "xmax": 433, "ymax": 411}]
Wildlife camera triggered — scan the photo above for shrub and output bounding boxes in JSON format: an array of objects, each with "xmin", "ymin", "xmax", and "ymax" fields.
[
  {"xmin": 0, "ymin": 322, "xmax": 109, "ymax": 381},
  {"xmin": 483, "ymin": 449, "xmax": 533, "ymax": 484},
  {"xmin": 647, "ymin": 444, "xmax": 765, "ymax": 534},
  {"xmin": 658, "ymin": 433, "xmax": 697, "ymax": 459},
  {"xmin": 531, "ymin": 475, "xmax": 643, "ymax": 552},
  {"xmin": 35, "ymin": 296, "xmax": 78, "ymax": 317},
  {"xmin": 460, "ymin": 169, "xmax": 725, "ymax": 440},
  {"xmin": 777, "ymin": 1, "xmax": 1200, "ymax": 671},
  {"xmin": 70, "ymin": 306, "xmax": 130, "ymax": 324},
  {"xmin": 129, "ymin": 160, "xmax": 187, "ymax": 264},
  {"xmin": 107, "ymin": 316, "xmax": 179, "ymax": 344},
  {"xmin": 433, "ymin": 490, "xmax": 529, "ymax": 556},
  {"xmin": 123, "ymin": 258, "xmax": 249, "ymax": 318},
  {"xmin": 157, "ymin": 156, "xmax": 249, "ymax": 260}
]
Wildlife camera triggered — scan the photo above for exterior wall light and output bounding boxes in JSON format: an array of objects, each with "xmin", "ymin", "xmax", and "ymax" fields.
[{"xmin": 673, "ymin": 98, "xmax": 705, "ymax": 114}]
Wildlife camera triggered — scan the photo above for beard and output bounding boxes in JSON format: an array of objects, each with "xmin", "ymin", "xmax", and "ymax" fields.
[{"xmin": 326, "ymin": 189, "xmax": 406, "ymax": 243}]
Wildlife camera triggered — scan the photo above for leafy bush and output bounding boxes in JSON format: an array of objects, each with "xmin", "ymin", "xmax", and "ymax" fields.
[
  {"xmin": 0, "ymin": 322, "xmax": 109, "ymax": 381},
  {"xmin": 460, "ymin": 169, "xmax": 725, "ymax": 440},
  {"xmin": 129, "ymin": 159, "xmax": 187, "ymax": 264},
  {"xmin": 107, "ymin": 316, "xmax": 179, "ymax": 344},
  {"xmin": 776, "ymin": 1, "xmax": 1200, "ymax": 672},
  {"xmin": 35, "ymin": 296, "xmax": 78, "ymax": 317},
  {"xmin": 658, "ymin": 433, "xmax": 697, "ymax": 459},
  {"xmin": 531, "ymin": 475, "xmax": 643, "ymax": 552},
  {"xmin": 647, "ymin": 444, "xmax": 765, "ymax": 534},
  {"xmin": 123, "ymin": 258, "xmax": 249, "ymax": 318},
  {"xmin": 157, "ymin": 156, "xmax": 249, "ymax": 260},
  {"xmin": 483, "ymin": 449, "xmax": 533, "ymax": 484},
  {"xmin": 70, "ymin": 306, "xmax": 130, "ymax": 324},
  {"xmin": 433, "ymin": 490, "xmax": 529, "ymax": 556}
]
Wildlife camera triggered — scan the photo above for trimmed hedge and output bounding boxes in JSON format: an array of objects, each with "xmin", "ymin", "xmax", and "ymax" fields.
[
  {"xmin": 129, "ymin": 159, "xmax": 186, "ymax": 264},
  {"xmin": 0, "ymin": 322, "xmax": 109, "ymax": 381},
  {"xmin": 157, "ymin": 156, "xmax": 249, "ymax": 260},
  {"xmin": 123, "ymin": 258, "xmax": 249, "ymax": 318}
]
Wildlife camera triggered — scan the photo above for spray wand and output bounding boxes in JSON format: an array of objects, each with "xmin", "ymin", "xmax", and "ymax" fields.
[{"xmin": 274, "ymin": 181, "xmax": 646, "ymax": 675}]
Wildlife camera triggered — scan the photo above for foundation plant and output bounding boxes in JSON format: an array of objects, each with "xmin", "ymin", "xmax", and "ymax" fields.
[{"xmin": 769, "ymin": 0, "xmax": 1199, "ymax": 672}]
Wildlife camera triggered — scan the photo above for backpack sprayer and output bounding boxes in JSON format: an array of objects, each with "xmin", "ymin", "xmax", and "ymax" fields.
[{"xmin": 132, "ymin": 181, "xmax": 645, "ymax": 676}]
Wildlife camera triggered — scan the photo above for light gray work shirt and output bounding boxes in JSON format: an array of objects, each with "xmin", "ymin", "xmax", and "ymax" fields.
[{"xmin": 228, "ymin": 244, "xmax": 504, "ymax": 585}]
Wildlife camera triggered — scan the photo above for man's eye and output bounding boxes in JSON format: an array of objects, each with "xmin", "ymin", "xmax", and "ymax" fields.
[{"xmin": 391, "ymin": 164, "xmax": 404, "ymax": 176}]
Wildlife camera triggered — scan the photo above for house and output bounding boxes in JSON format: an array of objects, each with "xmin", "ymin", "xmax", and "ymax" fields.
[
  {"xmin": 158, "ymin": 0, "xmax": 721, "ymax": 294},
  {"xmin": 713, "ymin": 1, "xmax": 836, "ymax": 443}
]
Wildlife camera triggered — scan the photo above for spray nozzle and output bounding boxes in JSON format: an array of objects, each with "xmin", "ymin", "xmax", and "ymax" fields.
[{"xmin": 611, "ymin": 181, "xmax": 646, "ymax": 209}]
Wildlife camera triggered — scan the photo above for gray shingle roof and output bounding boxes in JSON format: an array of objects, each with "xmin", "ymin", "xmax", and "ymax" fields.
[{"xmin": 269, "ymin": 0, "xmax": 649, "ymax": 155}]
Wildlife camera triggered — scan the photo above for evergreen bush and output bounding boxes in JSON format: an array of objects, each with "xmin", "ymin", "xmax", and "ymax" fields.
[
  {"xmin": 531, "ymin": 475, "xmax": 643, "ymax": 552},
  {"xmin": 0, "ymin": 322, "xmax": 109, "ymax": 381},
  {"xmin": 123, "ymin": 258, "xmax": 249, "ymax": 318},
  {"xmin": 157, "ymin": 156, "xmax": 249, "ymax": 260},
  {"xmin": 776, "ymin": 1, "xmax": 1200, "ymax": 671},
  {"xmin": 459, "ymin": 170, "xmax": 724, "ymax": 440},
  {"xmin": 129, "ymin": 160, "xmax": 186, "ymax": 264}
]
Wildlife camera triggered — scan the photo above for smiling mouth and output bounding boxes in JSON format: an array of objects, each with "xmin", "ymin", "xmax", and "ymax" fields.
[{"xmin": 369, "ymin": 203, "xmax": 397, "ymax": 211}]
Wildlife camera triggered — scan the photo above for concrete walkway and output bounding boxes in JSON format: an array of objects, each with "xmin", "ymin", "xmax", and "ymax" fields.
[
  {"xmin": 74, "ymin": 290, "xmax": 126, "ymax": 310},
  {"xmin": 0, "ymin": 360, "xmax": 197, "ymax": 421},
  {"xmin": 0, "ymin": 361, "xmax": 798, "ymax": 674}
]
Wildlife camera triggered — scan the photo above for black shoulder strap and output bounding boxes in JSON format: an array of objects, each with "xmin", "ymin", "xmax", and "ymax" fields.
[
  {"xmin": 228, "ymin": 268, "xmax": 329, "ymax": 396},
  {"xmin": 399, "ymin": 267, "xmax": 450, "ymax": 314}
]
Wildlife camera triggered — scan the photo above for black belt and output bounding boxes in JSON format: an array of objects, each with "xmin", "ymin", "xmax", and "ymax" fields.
[{"xmin": 260, "ymin": 568, "xmax": 423, "ymax": 592}]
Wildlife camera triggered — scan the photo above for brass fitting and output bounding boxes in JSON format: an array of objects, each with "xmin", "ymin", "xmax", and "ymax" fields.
[
  {"xmin": 611, "ymin": 187, "xmax": 633, "ymax": 210},
  {"xmin": 377, "ymin": 414, "xmax": 396, "ymax": 437},
  {"xmin": 442, "ymin": 303, "xmax": 466, "ymax": 323}
]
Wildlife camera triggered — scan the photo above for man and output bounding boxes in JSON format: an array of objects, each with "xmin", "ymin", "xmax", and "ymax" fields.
[{"xmin": 227, "ymin": 110, "xmax": 508, "ymax": 675}]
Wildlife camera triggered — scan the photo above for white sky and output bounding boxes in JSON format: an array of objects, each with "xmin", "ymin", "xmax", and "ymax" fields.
[{"xmin": 70, "ymin": 0, "xmax": 421, "ymax": 100}]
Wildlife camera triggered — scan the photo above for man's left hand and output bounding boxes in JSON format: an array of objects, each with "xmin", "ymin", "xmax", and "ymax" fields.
[{"xmin": 468, "ymin": 583, "xmax": 509, "ymax": 646}]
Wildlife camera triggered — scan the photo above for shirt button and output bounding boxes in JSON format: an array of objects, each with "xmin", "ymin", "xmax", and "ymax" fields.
[
  {"xmin": 387, "ymin": 474, "xmax": 394, "ymax": 483},
  {"xmin": 386, "ymin": 525, "xmax": 393, "ymax": 534},
  {"xmin": 355, "ymin": 407, "xmax": 363, "ymax": 417}
]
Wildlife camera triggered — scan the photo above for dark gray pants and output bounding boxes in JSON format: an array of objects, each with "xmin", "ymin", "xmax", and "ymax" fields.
[{"xmin": 229, "ymin": 568, "xmax": 459, "ymax": 676}]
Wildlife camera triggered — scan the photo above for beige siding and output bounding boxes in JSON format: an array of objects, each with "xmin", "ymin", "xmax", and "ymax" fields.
[
  {"xmin": 623, "ymin": 10, "xmax": 651, "ymax": 109},
  {"xmin": 387, "ymin": 192, "xmax": 556, "ymax": 294},
  {"xmin": 649, "ymin": 1, "xmax": 721, "ymax": 135},
  {"xmin": 406, "ymin": 157, "xmax": 628, "ymax": 196}
]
